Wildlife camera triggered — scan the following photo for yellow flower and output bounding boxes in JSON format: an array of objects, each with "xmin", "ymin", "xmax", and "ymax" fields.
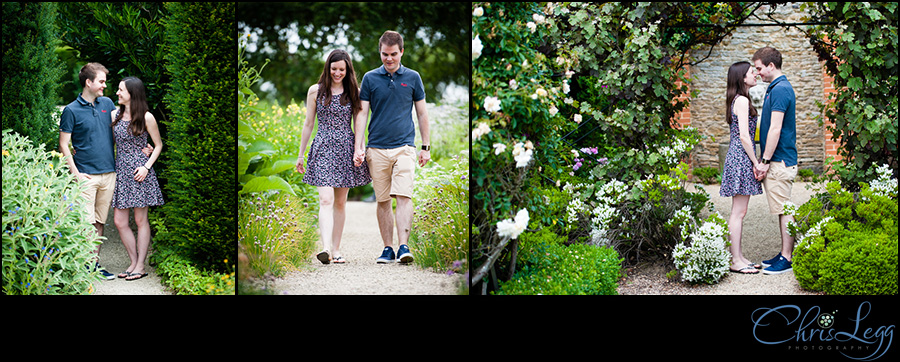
[{"xmin": 3, "ymin": 149, "xmax": 10, "ymax": 157}]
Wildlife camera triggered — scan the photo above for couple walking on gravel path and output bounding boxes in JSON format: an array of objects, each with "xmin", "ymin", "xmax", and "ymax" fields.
[
  {"xmin": 721, "ymin": 46, "xmax": 799, "ymax": 276},
  {"xmin": 294, "ymin": 30, "xmax": 432, "ymax": 266}
]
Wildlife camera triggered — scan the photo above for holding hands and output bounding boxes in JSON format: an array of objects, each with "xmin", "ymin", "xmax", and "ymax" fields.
[{"xmin": 754, "ymin": 162, "xmax": 768, "ymax": 181}]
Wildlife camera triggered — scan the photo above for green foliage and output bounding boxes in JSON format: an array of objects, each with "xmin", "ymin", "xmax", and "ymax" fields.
[
  {"xmin": 57, "ymin": 3, "xmax": 169, "ymax": 113},
  {"xmin": 691, "ymin": 166, "xmax": 720, "ymax": 184},
  {"xmin": 789, "ymin": 166, "xmax": 898, "ymax": 295},
  {"xmin": 803, "ymin": 2, "xmax": 898, "ymax": 189},
  {"xmin": 410, "ymin": 155, "xmax": 469, "ymax": 274},
  {"xmin": 2, "ymin": 129, "xmax": 101, "ymax": 294},
  {"xmin": 156, "ymin": 2, "xmax": 235, "ymax": 273},
  {"xmin": 237, "ymin": 2, "xmax": 469, "ymax": 105},
  {"xmin": 493, "ymin": 229, "xmax": 623, "ymax": 295},
  {"xmin": 238, "ymin": 191, "xmax": 319, "ymax": 278},
  {"xmin": 1, "ymin": 2, "xmax": 66, "ymax": 152},
  {"xmin": 470, "ymin": 2, "xmax": 744, "ymax": 293},
  {"xmin": 152, "ymin": 247, "xmax": 234, "ymax": 295}
]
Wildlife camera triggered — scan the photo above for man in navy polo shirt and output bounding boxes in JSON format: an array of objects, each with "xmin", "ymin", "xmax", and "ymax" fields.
[
  {"xmin": 354, "ymin": 30, "xmax": 431, "ymax": 265},
  {"xmin": 751, "ymin": 47, "xmax": 798, "ymax": 275},
  {"xmin": 59, "ymin": 62, "xmax": 119, "ymax": 280}
]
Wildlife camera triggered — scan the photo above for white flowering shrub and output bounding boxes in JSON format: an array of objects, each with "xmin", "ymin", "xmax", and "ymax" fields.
[{"xmin": 671, "ymin": 213, "xmax": 731, "ymax": 285}]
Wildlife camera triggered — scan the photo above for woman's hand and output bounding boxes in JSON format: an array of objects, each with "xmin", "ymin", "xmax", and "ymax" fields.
[
  {"xmin": 134, "ymin": 166, "xmax": 149, "ymax": 182},
  {"xmin": 295, "ymin": 156, "xmax": 306, "ymax": 174}
]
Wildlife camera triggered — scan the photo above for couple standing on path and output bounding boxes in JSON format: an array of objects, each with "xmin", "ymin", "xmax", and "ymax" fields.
[
  {"xmin": 295, "ymin": 30, "xmax": 431, "ymax": 266},
  {"xmin": 59, "ymin": 62, "xmax": 164, "ymax": 282},
  {"xmin": 721, "ymin": 46, "xmax": 798, "ymax": 276}
]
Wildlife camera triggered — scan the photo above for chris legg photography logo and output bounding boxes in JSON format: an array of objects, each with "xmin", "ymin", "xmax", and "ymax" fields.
[{"xmin": 751, "ymin": 301, "xmax": 895, "ymax": 361}]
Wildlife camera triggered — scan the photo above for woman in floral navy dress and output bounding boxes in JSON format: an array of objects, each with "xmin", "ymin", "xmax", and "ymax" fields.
[
  {"xmin": 296, "ymin": 49, "xmax": 371, "ymax": 264},
  {"xmin": 720, "ymin": 61, "xmax": 764, "ymax": 275},
  {"xmin": 111, "ymin": 76, "xmax": 164, "ymax": 281}
]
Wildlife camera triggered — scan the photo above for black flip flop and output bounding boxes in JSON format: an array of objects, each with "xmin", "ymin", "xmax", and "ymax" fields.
[
  {"xmin": 729, "ymin": 265, "xmax": 759, "ymax": 274},
  {"xmin": 126, "ymin": 272, "xmax": 148, "ymax": 281}
]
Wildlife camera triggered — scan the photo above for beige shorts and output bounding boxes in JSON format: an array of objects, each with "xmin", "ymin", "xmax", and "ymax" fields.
[
  {"xmin": 79, "ymin": 172, "xmax": 116, "ymax": 224},
  {"xmin": 366, "ymin": 146, "xmax": 416, "ymax": 202},
  {"xmin": 762, "ymin": 161, "xmax": 797, "ymax": 215}
]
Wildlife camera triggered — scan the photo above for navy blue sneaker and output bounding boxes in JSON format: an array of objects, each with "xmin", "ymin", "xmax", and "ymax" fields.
[
  {"xmin": 397, "ymin": 244, "xmax": 414, "ymax": 264},
  {"xmin": 95, "ymin": 264, "xmax": 116, "ymax": 280},
  {"xmin": 761, "ymin": 253, "xmax": 782, "ymax": 268},
  {"xmin": 376, "ymin": 247, "xmax": 395, "ymax": 264},
  {"xmin": 762, "ymin": 255, "xmax": 792, "ymax": 275}
]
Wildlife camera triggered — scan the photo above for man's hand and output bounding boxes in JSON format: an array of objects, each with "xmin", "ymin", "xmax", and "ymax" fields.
[
  {"xmin": 418, "ymin": 150, "xmax": 430, "ymax": 167},
  {"xmin": 755, "ymin": 163, "xmax": 769, "ymax": 181},
  {"xmin": 141, "ymin": 143, "xmax": 154, "ymax": 157},
  {"xmin": 353, "ymin": 149, "xmax": 365, "ymax": 167}
]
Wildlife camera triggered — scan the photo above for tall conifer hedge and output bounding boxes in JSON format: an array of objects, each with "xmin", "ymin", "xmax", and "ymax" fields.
[
  {"xmin": 158, "ymin": 2, "xmax": 235, "ymax": 273},
  {"xmin": 1, "ymin": 2, "xmax": 65, "ymax": 151}
]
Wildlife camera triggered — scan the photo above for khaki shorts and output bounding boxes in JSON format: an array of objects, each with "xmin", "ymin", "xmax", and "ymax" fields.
[
  {"xmin": 762, "ymin": 161, "xmax": 797, "ymax": 215},
  {"xmin": 79, "ymin": 172, "xmax": 116, "ymax": 224},
  {"xmin": 366, "ymin": 146, "xmax": 416, "ymax": 202}
]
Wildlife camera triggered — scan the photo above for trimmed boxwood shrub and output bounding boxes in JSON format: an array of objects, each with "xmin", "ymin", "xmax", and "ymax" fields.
[
  {"xmin": 154, "ymin": 2, "xmax": 235, "ymax": 274},
  {"xmin": 1, "ymin": 2, "xmax": 66, "ymax": 152},
  {"xmin": 493, "ymin": 229, "xmax": 623, "ymax": 295},
  {"xmin": 2, "ymin": 130, "xmax": 101, "ymax": 294},
  {"xmin": 789, "ymin": 167, "xmax": 898, "ymax": 295}
]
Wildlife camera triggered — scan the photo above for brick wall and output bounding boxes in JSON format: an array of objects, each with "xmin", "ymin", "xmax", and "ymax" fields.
[{"xmin": 676, "ymin": 3, "xmax": 838, "ymax": 174}]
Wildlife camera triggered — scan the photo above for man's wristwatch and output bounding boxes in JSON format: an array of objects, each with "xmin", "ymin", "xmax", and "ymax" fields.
[
  {"xmin": 761, "ymin": 157, "xmax": 770, "ymax": 164},
  {"xmin": 421, "ymin": 144, "xmax": 431, "ymax": 151}
]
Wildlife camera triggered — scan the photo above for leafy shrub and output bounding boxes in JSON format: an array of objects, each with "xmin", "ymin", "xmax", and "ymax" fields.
[
  {"xmin": 238, "ymin": 191, "xmax": 318, "ymax": 278},
  {"xmin": 789, "ymin": 165, "xmax": 898, "ymax": 295},
  {"xmin": 153, "ymin": 247, "xmax": 235, "ymax": 295},
  {"xmin": 2, "ymin": 129, "xmax": 101, "ymax": 294},
  {"xmin": 1, "ymin": 2, "xmax": 66, "ymax": 152},
  {"xmin": 692, "ymin": 166, "xmax": 720, "ymax": 184},
  {"xmin": 493, "ymin": 229, "xmax": 622, "ymax": 295},
  {"xmin": 156, "ymin": 2, "xmax": 235, "ymax": 273},
  {"xmin": 804, "ymin": 2, "xmax": 898, "ymax": 190},
  {"xmin": 410, "ymin": 155, "xmax": 469, "ymax": 274},
  {"xmin": 671, "ymin": 212, "xmax": 731, "ymax": 285}
]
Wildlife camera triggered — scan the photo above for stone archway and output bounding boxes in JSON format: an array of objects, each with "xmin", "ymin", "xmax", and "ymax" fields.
[{"xmin": 674, "ymin": 3, "xmax": 839, "ymax": 175}]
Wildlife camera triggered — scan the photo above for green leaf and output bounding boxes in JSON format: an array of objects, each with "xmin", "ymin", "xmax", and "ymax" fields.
[{"xmin": 240, "ymin": 175, "xmax": 296, "ymax": 195}]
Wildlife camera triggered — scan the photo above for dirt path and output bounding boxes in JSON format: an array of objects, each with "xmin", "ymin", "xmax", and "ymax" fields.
[
  {"xmin": 617, "ymin": 182, "xmax": 825, "ymax": 295},
  {"xmin": 274, "ymin": 201, "xmax": 461, "ymax": 295},
  {"xmin": 91, "ymin": 211, "xmax": 171, "ymax": 295}
]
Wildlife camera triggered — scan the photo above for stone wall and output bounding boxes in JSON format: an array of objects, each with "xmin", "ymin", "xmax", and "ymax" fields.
[{"xmin": 686, "ymin": 3, "xmax": 826, "ymax": 173}]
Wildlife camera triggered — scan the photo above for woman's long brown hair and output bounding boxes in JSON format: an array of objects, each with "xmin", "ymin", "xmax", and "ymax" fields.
[
  {"xmin": 112, "ymin": 76, "xmax": 149, "ymax": 136},
  {"xmin": 316, "ymin": 49, "xmax": 361, "ymax": 117},
  {"xmin": 725, "ymin": 61, "xmax": 758, "ymax": 124}
]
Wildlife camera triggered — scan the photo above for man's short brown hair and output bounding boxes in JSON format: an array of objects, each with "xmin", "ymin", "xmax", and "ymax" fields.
[
  {"xmin": 752, "ymin": 47, "xmax": 782, "ymax": 69},
  {"xmin": 79, "ymin": 62, "xmax": 109, "ymax": 88},
  {"xmin": 378, "ymin": 30, "xmax": 404, "ymax": 51}
]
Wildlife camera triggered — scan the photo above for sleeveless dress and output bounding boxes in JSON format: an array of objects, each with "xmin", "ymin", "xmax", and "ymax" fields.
[
  {"xmin": 111, "ymin": 118, "xmax": 165, "ymax": 209},
  {"xmin": 720, "ymin": 97, "xmax": 763, "ymax": 197},
  {"xmin": 302, "ymin": 93, "xmax": 372, "ymax": 188}
]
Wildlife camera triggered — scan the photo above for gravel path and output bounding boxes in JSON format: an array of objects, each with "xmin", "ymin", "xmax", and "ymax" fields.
[
  {"xmin": 274, "ymin": 201, "xmax": 461, "ymax": 295},
  {"xmin": 617, "ymin": 181, "xmax": 825, "ymax": 295},
  {"xmin": 92, "ymin": 210, "xmax": 171, "ymax": 295}
]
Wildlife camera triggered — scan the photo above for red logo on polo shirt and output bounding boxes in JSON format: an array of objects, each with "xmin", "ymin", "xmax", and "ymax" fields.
[
  {"xmin": 401, "ymin": 83, "xmax": 408, "ymax": 87},
  {"xmin": 101, "ymin": 110, "xmax": 107, "ymax": 113}
]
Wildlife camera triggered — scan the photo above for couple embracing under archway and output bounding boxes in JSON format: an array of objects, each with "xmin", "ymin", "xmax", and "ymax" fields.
[{"xmin": 295, "ymin": 30, "xmax": 432, "ymax": 265}]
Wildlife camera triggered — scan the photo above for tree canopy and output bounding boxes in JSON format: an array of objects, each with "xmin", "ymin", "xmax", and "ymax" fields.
[{"xmin": 237, "ymin": 2, "xmax": 469, "ymax": 105}]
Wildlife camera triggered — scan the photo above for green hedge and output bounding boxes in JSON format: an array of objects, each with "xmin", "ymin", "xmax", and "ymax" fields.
[
  {"xmin": 155, "ymin": 2, "xmax": 235, "ymax": 274},
  {"xmin": 789, "ymin": 167, "xmax": 898, "ymax": 295},
  {"xmin": 494, "ymin": 229, "xmax": 623, "ymax": 295},
  {"xmin": 1, "ymin": 2, "xmax": 66, "ymax": 152}
]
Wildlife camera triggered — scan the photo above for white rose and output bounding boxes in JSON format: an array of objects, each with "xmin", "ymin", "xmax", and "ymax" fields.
[
  {"xmin": 574, "ymin": 114, "xmax": 583, "ymax": 123},
  {"xmin": 472, "ymin": 35, "xmax": 483, "ymax": 60},
  {"xmin": 473, "ymin": 7, "xmax": 484, "ymax": 17},
  {"xmin": 484, "ymin": 96, "xmax": 502, "ymax": 113}
]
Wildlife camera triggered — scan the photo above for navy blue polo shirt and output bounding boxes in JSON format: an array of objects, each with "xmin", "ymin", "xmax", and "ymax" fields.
[
  {"xmin": 359, "ymin": 64, "xmax": 426, "ymax": 149},
  {"xmin": 59, "ymin": 94, "xmax": 117, "ymax": 174},
  {"xmin": 759, "ymin": 75, "xmax": 797, "ymax": 167}
]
